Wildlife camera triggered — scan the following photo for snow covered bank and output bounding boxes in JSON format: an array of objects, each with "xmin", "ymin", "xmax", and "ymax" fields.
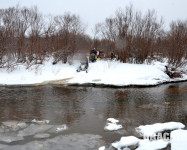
[
  {"xmin": 0, "ymin": 59, "xmax": 186, "ymax": 86},
  {"xmin": 0, "ymin": 59, "xmax": 76, "ymax": 85},
  {"xmin": 69, "ymin": 60, "xmax": 187, "ymax": 86}
]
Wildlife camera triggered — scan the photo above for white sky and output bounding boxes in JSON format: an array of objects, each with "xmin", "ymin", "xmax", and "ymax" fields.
[{"xmin": 0, "ymin": 0, "xmax": 187, "ymax": 36}]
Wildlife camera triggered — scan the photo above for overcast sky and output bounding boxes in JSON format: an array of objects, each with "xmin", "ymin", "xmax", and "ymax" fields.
[{"xmin": 0, "ymin": 0, "xmax": 187, "ymax": 36}]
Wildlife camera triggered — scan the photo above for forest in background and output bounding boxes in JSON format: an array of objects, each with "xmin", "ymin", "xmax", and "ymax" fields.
[{"xmin": 0, "ymin": 5, "xmax": 186, "ymax": 71}]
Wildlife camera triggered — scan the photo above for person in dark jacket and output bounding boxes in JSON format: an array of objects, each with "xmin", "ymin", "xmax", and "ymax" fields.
[
  {"xmin": 111, "ymin": 51, "xmax": 115, "ymax": 60},
  {"xmin": 90, "ymin": 48, "xmax": 97, "ymax": 55},
  {"xmin": 90, "ymin": 48, "xmax": 97, "ymax": 62}
]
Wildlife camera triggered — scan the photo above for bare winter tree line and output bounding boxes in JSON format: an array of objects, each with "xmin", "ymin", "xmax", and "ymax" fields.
[
  {"xmin": 0, "ymin": 6, "xmax": 91, "ymax": 69},
  {"xmin": 0, "ymin": 5, "xmax": 186, "ymax": 70},
  {"xmin": 94, "ymin": 5, "xmax": 187, "ymax": 68}
]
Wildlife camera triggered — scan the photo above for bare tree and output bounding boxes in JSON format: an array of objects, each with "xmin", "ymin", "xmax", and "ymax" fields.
[
  {"xmin": 53, "ymin": 12, "xmax": 85, "ymax": 63},
  {"xmin": 97, "ymin": 5, "xmax": 164, "ymax": 63},
  {"xmin": 165, "ymin": 20, "xmax": 187, "ymax": 68},
  {"xmin": 27, "ymin": 6, "xmax": 44, "ymax": 63}
]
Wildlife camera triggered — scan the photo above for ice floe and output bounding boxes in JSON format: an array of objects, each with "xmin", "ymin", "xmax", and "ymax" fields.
[
  {"xmin": 0, "ymin": 119, "xmax": 186, "ymax": 150},
  {"xmin": 31, "ymin": 119, "xmax": 50, "ymax": 124},
  {"xmin": 2, "ymin": 121, "xmax": 28, "ymax": 131},
  {"xmin": 136, "ymin": 122, "xmax": 185, "ymax": 137},
  {"xmin": 107, "ymin": 118, "xmax": 119, "ymax": 124},
  {"xmin": 98, "ymin": 146, "xmax": 105, "ymax": 150},
  {"xmin": 170, "ymin": 129, "xmax": 187, "ymax": 150},
  {"xmin": 0, "ymin": 135, "xmax": 24, "ymax": 143},
  {"xmin": 18, "ymin": 124, "xmax": 53, "ymax": 136},
  {"xmin": 112, "ymin": 136, "xmax": 139, "ymax": 150},
  {"xmin": 56, "ymin": 124, "xmax": 68, "ymax": 132},
  {"xmin": 136, "ymin": 139, "xmax": 169, "ymax": 150},
  {"xmin": 104, "ymin": 118, "xmax": 123, "ymax": 131}
]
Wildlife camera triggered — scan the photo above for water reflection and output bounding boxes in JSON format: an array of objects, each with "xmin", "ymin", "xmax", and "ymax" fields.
[
  {"xmin": 0, "ymin": 82, "xmax": 186, "ymax": 144},
  {"xmin": 0, "ymin": 86, "xmax": 86, "ymax": 125}
]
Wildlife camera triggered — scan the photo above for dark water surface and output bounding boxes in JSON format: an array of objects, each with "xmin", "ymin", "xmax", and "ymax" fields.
[{"xmin": 0, "ymin": 82, "xmax": 186, "ymax": 149}]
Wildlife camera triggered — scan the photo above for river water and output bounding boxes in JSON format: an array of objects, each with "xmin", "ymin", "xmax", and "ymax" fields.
[{"xmin": 0, "ymin": 82, "xmax": 186, "ymax": 149}]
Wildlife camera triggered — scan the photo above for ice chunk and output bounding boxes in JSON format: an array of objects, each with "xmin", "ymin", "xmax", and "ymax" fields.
[
  {"xmin": 17, "ymin": 122, "xmax": 28, "ymax": 129},
  {"xmin": 31, "ymin": 119, "xmax": 50, "ymax": 124},
  {"xmin": 56, "ymin": 124, "xmax": 67, "ymax": 132},
  {"xmin": 4, "ymin": 141, "xmax": 45, "ymax": 150},
  {"xmin": 170, "ymin": 129, "xmax": 187, "ymax": 150},
  {"xmin": 2, "ymin": 121, "xmax": 19, "ymax": 128},
  {"xmin": 98, "ymin": 146, "xmax": 105, "ymax": 150},
  {"xmin": 136, "ymin": 122, "xmax": 185, "ymax": 137},
  {"xmin": 104, "ymin": 123, "xmax": 122, "ymax": 131},
  {"xmin": 136, "ymin": 139, "xmax": 168, "ymax": 150},
  {"xmin": 4, "ymin": 133, "xmax": 102, "ymax": 150},
  {"xmin": 112, "ymin": 136, "xmax": 139, "ymax": 150},
  {"xmin": 104, "ymin": 118, "xmax": 123, "ymax": 131},
  {"xmin": 0, "ymin": 135, "xmax": 24, "ymax": 143},
  {"xmin": 34, "ymin": 133, "xmax": 50, "ymax": 139},
  {"xmin": 47, "ymin": 124, "xmax": 68, "ymax": 133},
  {"xmin": 107, "ymin": 118, "xmax": 119, "ymax": 123},
  {"xmin": 18, "ymin": 124, "xmax": 53, "ymax": 136},
  {"xmin": 2, "ymin": 121, "xmax": 28, "ymax": 131}
]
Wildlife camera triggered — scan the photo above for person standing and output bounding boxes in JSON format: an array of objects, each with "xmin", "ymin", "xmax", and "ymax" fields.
[{"xmin": 90, "ymin": 48, "xmax": 97, "ymax": 62}]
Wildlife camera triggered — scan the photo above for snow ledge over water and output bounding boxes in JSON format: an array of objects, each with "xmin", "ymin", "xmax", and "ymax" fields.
[{"xmin": 0, "ymin": 59, "xmax": 186, "ymax": 86}]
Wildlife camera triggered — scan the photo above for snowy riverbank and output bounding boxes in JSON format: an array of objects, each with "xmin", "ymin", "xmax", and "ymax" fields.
[{"xmin": 0, "ymin": 58, "xmax": 187, "ymax": 86}]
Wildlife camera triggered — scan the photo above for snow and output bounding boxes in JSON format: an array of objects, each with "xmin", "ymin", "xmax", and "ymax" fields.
[
  {"xmin": 69, "ymin": 60, "xmax": 171, "ymax": 86},
  {"xmin": 104, "ymin": 123, "xmax": 123, "ymax": 131},
  {"xmin": 0, "ymin": 58, "xmax": 186, "ymax": 86},
  {"xmin": 112, "ymin": 136, "xmax": 139, "ymax": 150},
  {"xmin": 31, "ymin": 119, "xmax": 50, "ymax": 124},
  {"xmin": 109, "ymin": 122, "xmax": 186, "ymax": 150},
  {"xmin": 170, "ymin": 129, "xmax": 187, "ymax": 150},
  {"xmin": 136, "ymin": 122, "xmax": 185, "ymax": 137},
  {"xmin": 104, "ymin": 118, "xmax": 123, "ymax": 131},
  {"xmin": 107, "ymin": 118, "xmax": 119, "ymax": 123},
  {"xmin": 0, "ymin": 59, "xmax": 76, "ymax": 85},
  {"xmin": 98, "ymin": 146, "xmax": 105, "ymax": 150},
  {"xmin": 56, "ymin": 124, "xmax": 68, "ymax": 132},
  {"xmin": 136, "ymin": 139, "xmax": 169, "ymax": 150}
]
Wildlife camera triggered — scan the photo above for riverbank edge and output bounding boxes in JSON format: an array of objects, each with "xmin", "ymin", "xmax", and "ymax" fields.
[
  {"xmin": 0, "ymin": 78, "xmax": 186, "ymax": 88},
  {"xmin": 68, "ymin": 79, "xmax": 187, "ymax": 88}
]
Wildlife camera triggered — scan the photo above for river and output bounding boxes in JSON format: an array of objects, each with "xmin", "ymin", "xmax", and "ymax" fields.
[{"xmin": 0, "ymin": 82, "xmax": 186, "ymax": 149}]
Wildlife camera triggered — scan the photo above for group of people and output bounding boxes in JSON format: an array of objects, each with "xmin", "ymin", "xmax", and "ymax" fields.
[{"xmin": 89, "ymin": 48, "xmax": 104, "ymax": 62}]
